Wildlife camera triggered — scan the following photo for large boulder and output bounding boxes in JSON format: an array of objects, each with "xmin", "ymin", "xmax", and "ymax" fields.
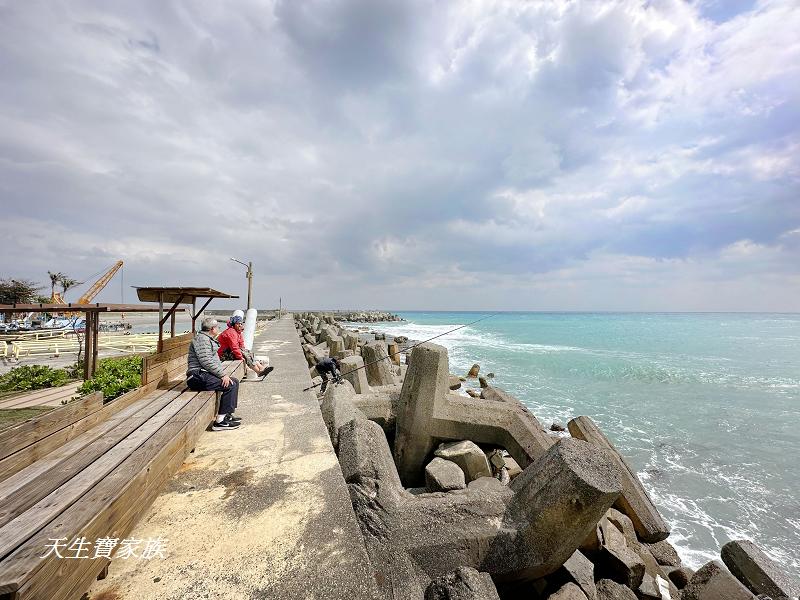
[
  {"xmin": 599, "ymin": 517, "xmax": 645, "ymax": 590},
  {"xmin": 682, "ymin": 561, "xmax": 757, "ymax": 600},
  {"xmin": 595, "ymin": 579, "xmax": 637, "ymax": 600},
  {"xmin": 425, "ymin": 567, "xmax": 500, "ymax": 600},
  {"xmin": 425, "ymin": 457, "xmax": 466, "ymax": 492},
  {"xmin": 721, "ymin": 539, "xmax": 800, "ymax": 600},
  {"xmin": 664, "ymin": 566, "xmax": 693, "ymax": 589},
  {"xmin": 606, "ymin": 508, "xmax": 637, "ymax": 546},
  {"xmin": 645, "ymin": 540, "xmax": 682, "ymax": 568},
  {"xmin": 435, "ymin": 440, "xmax": 492, "ymax": 482},
  {"xmin": 561, "ymin": 550, "xmax": 597, "ymax": 600},
  {"xmin": 551, "ymin": 583, "xmax": 589, "ymax": 600},
  {"xmin": 467, "ymin": 364, "xmax": 480, "ymax": 377},
  {"xmin": 629, "ymin": 542, "xmax": 680, "ymax": 599}
]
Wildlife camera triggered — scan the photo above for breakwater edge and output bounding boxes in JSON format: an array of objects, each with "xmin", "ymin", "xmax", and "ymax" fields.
[{"xmin": 297, "ymin": 310, "xmax": 799, "ymax": 599}]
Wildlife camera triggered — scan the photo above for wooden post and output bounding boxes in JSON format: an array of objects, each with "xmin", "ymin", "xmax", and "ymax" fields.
[
  {"xmin": 246, "ymin": 261, "xmax": 253, "ymax": 311},
  {"xmin": 170, "ymin": 310, "xmax": 176, "ymax": 338},
  {"xmin": 83, "ymin": 312, "xmax": 92, "ymax": 380},
  {"xmin": 92, "ymin": 311, "xmax": 99, "ymax": 377},
  {"xmin": 191, "ymin": 298, "xmax": 197, "ymax": 333},
  {"xmin": 158, "ymin": 292, "xmax": 164, "ymax": 352},
  {"xmin": 195, "ymin": 297, "xmax": 214, "ymax": 330}
]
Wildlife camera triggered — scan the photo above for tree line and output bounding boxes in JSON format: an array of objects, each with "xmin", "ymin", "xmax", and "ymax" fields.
[{"xmin": 0, "ymin": 271, "xmax": 80, "ymax": 304}]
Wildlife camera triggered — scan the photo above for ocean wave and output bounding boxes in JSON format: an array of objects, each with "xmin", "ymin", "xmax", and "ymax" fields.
[
  {"xmin": 361, "ymin": 316, "xmax": 800, "ymax": 571},
  {"xmin": 368, "ymin": 321, "xmax": 800, "ymax": 388}
]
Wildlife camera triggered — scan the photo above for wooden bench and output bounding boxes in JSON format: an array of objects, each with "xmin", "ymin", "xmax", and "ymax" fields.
[
  {"xmin": 0, "ymin": 359, "xmax": 243, "ymax": 600},
  {"xmin": 141, "ymin": 333, "xmax": 194, "ymax": 388},
  {"xmin": 0, "ymin": 383, "xmax": 83, "ymax": 411}
]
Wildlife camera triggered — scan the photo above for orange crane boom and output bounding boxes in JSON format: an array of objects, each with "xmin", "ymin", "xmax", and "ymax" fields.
[{"xmin": 77, "ymin": 260, "xmax": 124, "ymax": 304}]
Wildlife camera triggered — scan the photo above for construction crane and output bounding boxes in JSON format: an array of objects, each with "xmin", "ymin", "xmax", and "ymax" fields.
[
  {"xmin": 49, "ymin": 261, "xmax": 124, "ymax": 306},
  {"xmin": 76, "ymin": 260, "xmax": 124, "ymax": 304}
]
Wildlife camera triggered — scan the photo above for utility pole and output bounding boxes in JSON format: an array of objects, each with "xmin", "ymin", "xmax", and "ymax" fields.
[
  {"xmin": 230, "ymin": 258, "xmax": 254, "ymax": 311},
  {"xmin": 246, "ymin": 261, "xmax": 253, "ymax": 311}
]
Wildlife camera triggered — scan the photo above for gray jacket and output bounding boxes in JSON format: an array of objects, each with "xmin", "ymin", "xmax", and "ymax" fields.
[{"xmin": 187, "ymin": 331, "xmax": 226, "ymax": 378}]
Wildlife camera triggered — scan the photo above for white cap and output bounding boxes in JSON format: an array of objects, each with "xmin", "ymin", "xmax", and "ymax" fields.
[{"xmin": 232, "ymin": 310, "xmax": 245, "ymax": 320}]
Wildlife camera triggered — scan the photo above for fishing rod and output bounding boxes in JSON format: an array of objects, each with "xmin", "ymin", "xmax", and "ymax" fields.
[{"xmin": 302, "ymin": 312, "xmax": 500, "ymax": 392}]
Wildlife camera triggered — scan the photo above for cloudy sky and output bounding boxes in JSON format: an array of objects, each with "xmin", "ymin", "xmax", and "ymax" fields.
[{"xmin": 1, "ymin": 0, "xmax": 798, "ymax": 311}]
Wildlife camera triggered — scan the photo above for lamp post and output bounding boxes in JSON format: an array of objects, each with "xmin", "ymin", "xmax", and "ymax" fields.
[{"xmin": 230, "ymin": 258, "xmax": 253, "ymax": 310}]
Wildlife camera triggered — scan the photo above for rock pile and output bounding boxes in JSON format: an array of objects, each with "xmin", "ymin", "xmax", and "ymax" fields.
[
  {"xmin": 334, "ymin": 311, "xmax": 404, "ymax": 322},
  {"xmin": 293, "ymin": 315, "xmax": 798, "ymax": 600}
]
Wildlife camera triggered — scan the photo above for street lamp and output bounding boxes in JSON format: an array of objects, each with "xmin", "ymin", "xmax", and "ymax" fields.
[{"xmin": 230, "ymin": 258, "xmax": 253, "ymax": 311}]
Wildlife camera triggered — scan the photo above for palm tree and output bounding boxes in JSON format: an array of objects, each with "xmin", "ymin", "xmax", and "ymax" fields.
[
  {"xmin": 58, "ymin": 275, "xmax": 80, "ymax": 300},
  {"xmin": 47, "ymin": 271, "xmax": 63, "ymax": 300}
]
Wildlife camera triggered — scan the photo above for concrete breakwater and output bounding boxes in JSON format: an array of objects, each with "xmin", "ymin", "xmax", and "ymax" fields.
[
  {"xmin": 295, "ymin": 312, "xmax": 800, "ymax": 600},
  {"xmin": 327, "ymin": 311, "xmax": 404, "ymax": 323}
]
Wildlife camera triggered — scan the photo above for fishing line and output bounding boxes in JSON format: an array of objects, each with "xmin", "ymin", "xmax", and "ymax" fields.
[{"xmin": 302, "ymin": 312, "xmax": 500, "ymax": 392}]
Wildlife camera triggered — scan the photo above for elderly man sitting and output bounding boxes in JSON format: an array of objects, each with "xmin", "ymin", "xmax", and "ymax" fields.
[{"xmin": 186, "ymin": 317, "xmax": 241, "ymax": 431}]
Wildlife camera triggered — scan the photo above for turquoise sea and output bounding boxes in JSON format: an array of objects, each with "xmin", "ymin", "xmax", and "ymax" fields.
[{"xmin": 368, "ymin": 312, "xmax": 800, "ymax": 571}]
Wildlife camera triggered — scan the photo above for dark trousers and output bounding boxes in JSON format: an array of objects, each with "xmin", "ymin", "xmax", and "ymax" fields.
[
  {"xmin": 187, "ymin": 370, "xmax": 239, "ymax": 415},
  {"xmin": 319, "ymin": 368, "xmax": 340, "ymax": 393},
  {"xmin": 221, "ymin": 348, "xmax": 256, "ymax": 368}
]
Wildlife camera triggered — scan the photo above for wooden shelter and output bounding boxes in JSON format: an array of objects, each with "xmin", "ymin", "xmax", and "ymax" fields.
[
  {"xmin": 133, "ymin": 287, "xmax": 238, "ymax": 351},
  {"xmin": 0, "ymin": 303, "xmax": 180, "ymax": 379}
]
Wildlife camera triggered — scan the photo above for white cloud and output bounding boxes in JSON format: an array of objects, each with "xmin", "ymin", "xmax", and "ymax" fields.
[{"xmin": 0, "ymin": 0, "xmax": 798, "ymax": 310}]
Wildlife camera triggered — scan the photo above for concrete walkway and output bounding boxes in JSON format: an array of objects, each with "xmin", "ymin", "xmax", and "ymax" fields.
[{"xmin": 88, "ymin": 315, "xmax": 377, "ymax": 600}]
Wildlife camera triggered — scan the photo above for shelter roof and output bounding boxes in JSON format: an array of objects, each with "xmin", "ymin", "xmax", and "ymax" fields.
[
  {"xmin": 133, "ymin": 287, "xmax": 238, "ymax": 304},
  {"xmin": 0, "ymin": 303, "xmax": 180, "ymax": 313}
]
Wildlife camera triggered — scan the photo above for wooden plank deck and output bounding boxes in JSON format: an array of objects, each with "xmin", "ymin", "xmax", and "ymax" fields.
[
  {"xmin": 87, "ymin": 318, "xmax": 379, "ymax": 600},
  {"xmin": 0, "ymin": 357, "xmax": 244, "ymax": 600}
]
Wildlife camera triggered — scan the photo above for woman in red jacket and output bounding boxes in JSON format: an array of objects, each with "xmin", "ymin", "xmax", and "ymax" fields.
[{"xmin": 218, "ymin": 315, "xmax": 273, "ymax": 378}]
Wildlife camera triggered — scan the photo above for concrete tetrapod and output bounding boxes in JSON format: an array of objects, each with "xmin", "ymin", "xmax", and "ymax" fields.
[
  {"xmin": 319, "ymin": 380, "xmax": 361, "ymax": 450},
  {"xmin": 425, "ymin": 567, "xmax": 500, "ymax": 599},
  {"xmin": 721, "ymin": 539, "xmax": 800, "ymax": 600},
  {"xmin": 394, "ymin": 343, "xmax": 554, "ymax": 487},
  {"xmin": 682, "ymin": 560, "xmax": 757, "ymax": 600},
  {"xmin": 337, "ymin": 406, "xmax": 622, "ymax": 596},
  {"xmin": 568, "ymin": 416, "xmax": 670, "ymax": 543},
  {"xmin": 340, "ymin": 355, "xmax": 370, "ymax": 394},
  {"xmin": 342, "ymin": 331, "xmax": 360, "ymax": 352},
  {"xmin": 362, "ymin": 341, "xmax": 397, "ymax": 387}
]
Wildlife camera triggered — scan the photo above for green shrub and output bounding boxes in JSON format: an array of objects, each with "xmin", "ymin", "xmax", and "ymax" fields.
[
  {"xmin": 0, "ymin": 365, "xmax": 71, "ymax": 392},
  {"xmin": 77, "ymin": 355, "xmax": 142, "ymax": 402}
]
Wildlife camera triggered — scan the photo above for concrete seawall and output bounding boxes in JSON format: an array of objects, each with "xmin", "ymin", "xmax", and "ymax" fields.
[{"xmin": 88, "ymin": 315, "xmax": 377, "ymax": 599}]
